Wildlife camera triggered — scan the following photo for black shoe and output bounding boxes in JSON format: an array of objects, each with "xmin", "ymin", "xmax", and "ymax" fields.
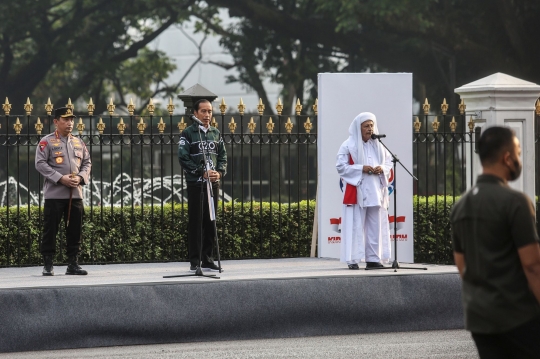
[
  {"xmin": 42, "ymin": 256, "xmax": 54, "ymax": 276},
  {"xmin": 66, "ymin": 257, "xmax": 88, "ymax": 275},
  {"xmin": 201, "ymin": 262, "xmax": 222, "ymax": 272},
  {"xmin": 189, "ymin": 265, "xmax": 199, "ymax": 272},
  {"xmin": 366, "ymin": 262, "xmax": 384, "ymax": 269},
  {"xmin": 348, "ymin": 264, "xmax": 360, "ymax": 270}
]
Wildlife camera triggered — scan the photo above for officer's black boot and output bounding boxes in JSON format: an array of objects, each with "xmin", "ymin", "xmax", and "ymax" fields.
[
  {"xmin": 66, "ymin": 256, "xmax": 88, "ymax": 275},
  {"xmin": 42, "ymin": 255, "xmax": 54, "ymax": 276}
]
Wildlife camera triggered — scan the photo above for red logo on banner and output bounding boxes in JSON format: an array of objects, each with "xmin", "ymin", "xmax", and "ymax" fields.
[
  {"xmin": 388, "ymin": 216, "xmax": 407, "ymax": 240},
  {"xmin": 330, "ymin": 217, "xmax": 341, "ymax": 233},
  {"xmin": 388, "ymin": 215, "xmax": 405, "ymax": 230},
  {"xmin": 328, "ymin": 236, "xmax": 341, "ymax": 244},
  {"xmin": 388, "ymin": 168, "xmax": 394, "ymax": 183}
]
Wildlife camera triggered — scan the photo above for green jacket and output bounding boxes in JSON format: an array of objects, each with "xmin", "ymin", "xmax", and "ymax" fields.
[{"xmin": 178, "ymin": 123, "xmax": 227, "ymax": 183}]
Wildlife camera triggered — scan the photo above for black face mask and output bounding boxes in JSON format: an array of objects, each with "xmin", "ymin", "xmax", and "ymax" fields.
[{"xmin": 508, "ymin": 157, "xmax": 522, "ymax": 181}]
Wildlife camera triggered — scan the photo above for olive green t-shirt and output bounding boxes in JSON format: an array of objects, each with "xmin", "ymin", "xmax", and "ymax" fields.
[{"xmin": 451, "ymin": 174, "xmax": 540, "ymax": 334}]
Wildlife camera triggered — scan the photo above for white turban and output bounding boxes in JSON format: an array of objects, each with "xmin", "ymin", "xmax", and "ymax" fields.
[{"xmin": 347, "ymin": 112, "xmax": 383, "ymax": 166}]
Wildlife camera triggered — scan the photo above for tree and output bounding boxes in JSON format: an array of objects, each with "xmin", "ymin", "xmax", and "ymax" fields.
[
  {"xmin": 197, "ymin": 0, "xmax": 540, "ymax": 113},
  {"xmin": 0, "ymin": 0, "xmax": 196, "ymax": 115}
]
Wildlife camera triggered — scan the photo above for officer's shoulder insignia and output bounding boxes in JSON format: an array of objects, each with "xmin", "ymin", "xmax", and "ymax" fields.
[{"xmin": 39, "ymin": 141, "xmax": 48, "ymax": 151}]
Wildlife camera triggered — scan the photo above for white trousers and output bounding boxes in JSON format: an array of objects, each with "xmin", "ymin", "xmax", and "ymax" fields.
[
  {"xmin": 342, "ymin": 205, "xmax": 383, "ymax": 265},
  {"xmin": 362, "ymin": 206, "xmax": 382, "ymax": 263}
]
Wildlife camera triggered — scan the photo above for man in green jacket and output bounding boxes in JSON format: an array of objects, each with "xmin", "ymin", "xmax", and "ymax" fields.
[{"xmin": 178, "ymin": 99, "xmax": 227, "ymax": 272}]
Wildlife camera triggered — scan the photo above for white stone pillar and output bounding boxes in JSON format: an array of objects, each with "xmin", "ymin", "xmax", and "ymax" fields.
[{"xmin": 455, "ymin": 72, "xmax": 540, "ymax": 203}]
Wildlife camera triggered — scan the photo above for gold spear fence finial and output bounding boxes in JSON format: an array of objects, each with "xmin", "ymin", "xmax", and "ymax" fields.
[
  {"xmin": 468, "ymin": 116, "xmax": 475, "ymax": 132},
  {"xmin": 432, "ymin": 116, "xmax": 440, "ymax": 132},
  {"xmin": 219, "ymin": 98, "xmax": 227, "ymax": 115},
  {"xmin": 458, "ymin": 99, "xmax": 466, "ymax": 115},
  {"xmin": 97, "ymin": 118, "xmax": 105, "ymax": 134},
  {"xmin": 24, "ymin": 97, "xmax": 33, "ymax": 116},
  {"xmin": 77, "ymin": 118, "xmax": 85, "ymax": 135},
  {"xmin": 3, "ymin": 97, "xmax": 11, "ymax": 116},
  {"xmin": 107, "ymin": 98, "xmax": 115, "ymax": 116},
  {"xmin": 157, "ymin": 117, "xmax": 166, "ymax": 134},
  {"xmin": 449, "ymin": 117, "xmax": 457, "ymax": 132},
  {"xmin": 14, "ymin": 117, "xmax": 22, "ymax": 134},
  {"xmin": 45, "ymin": 98, "xmax": 53, "ymax": 115},
  {"xmin": 137, "ymin": 117, "xmax": 147, "ymax": 134},
  {"xmin": 178, "ymin": 117, "xmax": 187, "ymax": 132},
  {"xmin": 295, "ymin": 99, "xmax": 303, "ymax": 115},
  {"xmin": 266, "ymin": 118, "xmax": 275, "ymax": 133},
  {"xmin": 441, "ymin": 98, "xmax": 448, "ymax": 115},
  {"xmin": 535, "ymin": 99, "xmax": 540, "ymax": 115},
  {"xmin": 127, "ymin": 98, "xmax": 135, "ymax": 116},
  {"xmin": 228, "ymin": 117, "xmax": 237, "ymax": 133},
  {"xmin": 422, "ymin": 98, "xmax": 430, "ymax": 115},
  {"xmin": 276, "ymin": 98, "xmax": 284, "ymax": 115},
  {"xmin": 285, "ymin": 117, "xmax": 294, "ymax": 133},
  {"xmin": 304, "ymin": 117, "xmax": 312, "ymax": 133},
  {"xmin": 167, "ymin": 97, "xmax": 175, "ymax": 116},
  {"xmin": 237, "ymin": 98, "xmax": 246, "ymax": 115},
  {"xmin": 413, "ymin": 117, "xmax": 421, "ymax": 132},
  {"xmin": 248, "ymin": 117, "xmax": 256, "ymax": 133},
  {"xmin": 66, "ymin": 98, "xmax": 74, "ymax": 111},
  {"xmin": 35, "ymin": 117, "xmax": 43, "ymax": 135},
  {"xmin": 257, "ymin": 98, "xmax": 265, "ymax": 115},
  {"xmin": 313, "ymin": 98, "xmax": 318, "ymax": 115},
  {"xmin": 87, "ymin": 98, "xmax": 95, "ymax": 116},
  {"xmin": 147, "ymin": 98, "xmax": 155, "ymax": 116},
  {"xmin": 211, "ymin": 117, "xmax": 218, "ymax": 128},
  {"xmin": 117, "ymin": 118, "xmax": 126, "ymax": 135}
]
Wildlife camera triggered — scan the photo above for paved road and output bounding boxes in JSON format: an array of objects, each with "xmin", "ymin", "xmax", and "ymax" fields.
[{"xmin": 1, "ymin": 330, "xmax": 477, "ymax": 359}]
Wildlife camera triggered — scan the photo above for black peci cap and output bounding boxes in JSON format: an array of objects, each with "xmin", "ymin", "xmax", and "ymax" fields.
[{"xmin": 54, "ymin": 107, "xmax": 77, "ymax": 119}]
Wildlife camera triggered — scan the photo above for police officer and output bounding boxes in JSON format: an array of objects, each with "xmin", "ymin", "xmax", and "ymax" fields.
[{"xmin": 35, "ymin": 107, "xmax": 91, "ymax": 276}]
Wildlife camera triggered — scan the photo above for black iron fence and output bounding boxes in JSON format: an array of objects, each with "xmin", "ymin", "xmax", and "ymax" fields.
[
  {"xmin": 6, "ymin": 97, "xmax": 537, "ymax": 266},
  {"xmin": 0, "ymin": 98, "xmax": 318, "ymax": 266},
  {"xmin": 412, "ymin": 101, "xmax": 477, "ymax": 264}
]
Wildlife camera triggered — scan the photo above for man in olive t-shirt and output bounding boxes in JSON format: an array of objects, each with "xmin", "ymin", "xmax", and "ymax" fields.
[{"xmin": 451, "ymin": 126, "xmax": 540, "ymax": 359}]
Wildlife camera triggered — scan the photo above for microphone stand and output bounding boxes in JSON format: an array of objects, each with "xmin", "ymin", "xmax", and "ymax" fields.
[
  {"xmin": 366, "ymin": 137, "xmax": 427, "ymax": 272},
  {"xmin": 164, "ymin": 117, "xmax": 221, "ymax": 279}
]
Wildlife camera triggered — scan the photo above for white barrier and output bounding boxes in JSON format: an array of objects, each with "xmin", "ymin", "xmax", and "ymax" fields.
[{"xmin": 317, "ymin": 73, "xmax": 414, "ymax": 263}]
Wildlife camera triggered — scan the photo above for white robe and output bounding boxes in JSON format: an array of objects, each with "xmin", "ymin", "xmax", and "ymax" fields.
[{"xmin": 336, "ymin": 138, "xmax": 392, "ymax": 264}]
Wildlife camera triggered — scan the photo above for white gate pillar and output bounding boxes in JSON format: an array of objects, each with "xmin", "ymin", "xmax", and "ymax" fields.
[{"xmin": 455, "ymin": 72, "xmax": 540, "ymax": 203}]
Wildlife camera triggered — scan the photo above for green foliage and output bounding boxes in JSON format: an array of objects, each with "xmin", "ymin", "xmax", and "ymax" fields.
[
  {"xmin": 0, "ymin": 197, "xmax": 465, "ymax": 266},
  {"xmin": 0, "ymin": 0, "xmax": 192, "ymax": 113},
  {"xmin": 413, "ymin": 195, "xmax": 457, "ymax": 265},
  {"xmin": 201, "ymin": 0, "xmax": 540, "ymax": 109},
  {"xmin": 0, "ymin": 201, "xmax": 316, "ymax": 266}
]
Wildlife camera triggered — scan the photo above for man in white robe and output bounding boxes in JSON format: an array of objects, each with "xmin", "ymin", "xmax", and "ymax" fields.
[{"xmin": 336, "ymin": 112, "xmax": 392, "ymax": 269}]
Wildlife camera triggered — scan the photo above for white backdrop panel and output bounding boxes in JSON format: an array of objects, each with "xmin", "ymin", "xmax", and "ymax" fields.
[{"xmin": 317, "ymin": 73, "xmax": 414, "ymax": 262}]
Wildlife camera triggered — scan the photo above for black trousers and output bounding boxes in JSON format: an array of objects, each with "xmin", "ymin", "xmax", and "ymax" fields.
[
  {"xmin": 40, "ymin": 199, "xmax": 84, "ymax": 258},
  {"xmin": 187, "ymin": 182, "xmax": 219, "ymax": 267},
  {"xmin": 472, "ymin": 316, "xmax": 540, "ymax": 359}
]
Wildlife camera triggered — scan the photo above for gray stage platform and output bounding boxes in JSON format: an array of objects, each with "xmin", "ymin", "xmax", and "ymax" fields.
[{"xmin": 0, "ymin": 258, "xmax": 463, "ymax": 353}]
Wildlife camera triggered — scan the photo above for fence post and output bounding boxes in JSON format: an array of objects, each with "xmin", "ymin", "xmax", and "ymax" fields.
[{"xmin": 455, "ymin": 72, "xmax": 540, "ymax": 204}]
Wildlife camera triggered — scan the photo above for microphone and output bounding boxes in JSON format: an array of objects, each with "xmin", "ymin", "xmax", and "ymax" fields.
[
  {"xmin": 189, "ymin": 114, "xmax": 204, "ymax": 126},
  {"xmin": 371, "ymin": 133, "xmax": 386, "ymax": 140}
]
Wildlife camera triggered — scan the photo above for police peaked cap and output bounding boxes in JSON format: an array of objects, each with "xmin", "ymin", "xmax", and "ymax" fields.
[{"xmin": 54, "ymin": 107, "xmax": 77, "ymax": 119}]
